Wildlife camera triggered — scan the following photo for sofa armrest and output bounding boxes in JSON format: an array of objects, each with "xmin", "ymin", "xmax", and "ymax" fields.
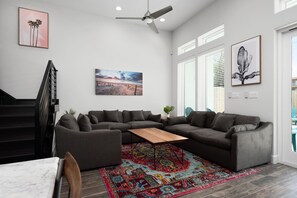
[
  {"xmin": 55, "ymin": 126, "xmax": 121, "ymax": 170},
  {"xmin": 231, "ymin": 122, "xmax": 273, "ymax": 171}
]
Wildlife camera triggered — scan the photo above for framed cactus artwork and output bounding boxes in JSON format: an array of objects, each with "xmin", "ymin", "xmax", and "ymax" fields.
[
  {"xmin": 231, "ymin": 35, "xmax": 261, "ymax": 86},
  {"xmin": 18, "ymin": 7, "xmax": 49, "ymax": 49}
]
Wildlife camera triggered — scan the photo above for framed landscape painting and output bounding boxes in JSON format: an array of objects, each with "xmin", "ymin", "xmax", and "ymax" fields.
[
  {"xmin": 95, "ymin": 69, "xmax": 143, "ymax": 95},
  {"xmin": 19, "ymin": 7, "xmax": 49, "ymax": 48},
  {"xmin": 231, "ymin": 35, "xmax": 261, "ymax": 86}
]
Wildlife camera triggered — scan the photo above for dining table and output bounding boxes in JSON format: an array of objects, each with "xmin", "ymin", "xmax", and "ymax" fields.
[{"xmin": 0, "ymin": 157, "xmax": 62, "ymax": 198}]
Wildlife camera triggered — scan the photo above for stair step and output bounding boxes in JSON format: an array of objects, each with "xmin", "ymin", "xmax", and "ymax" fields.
[
  {"xmin": 0, "ymin": 140, "xmax": 35, "ymax": 162},
  {"xmin": 0, "ymin": 105, "xmax": 35, "ymax": 115},
  {"xmin": 0, "ymin": 128, "xmax": 35, "ymax": 143},
  {"xmin": 0, "ymin": 115, "xmax": 35, "ymax": 126},
  {"xmin": 0, "ymin": 153, "xmax": 35, "ymax": 164},
  {"xmin": 0, "ymin": 123, "xmax": 35, "ymax": 130},
  {"xmin": 0, "ymin": 113, "xmax": 34, "ymax": 118}
]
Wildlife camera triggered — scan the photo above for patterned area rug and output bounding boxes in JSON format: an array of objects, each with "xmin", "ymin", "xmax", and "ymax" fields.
[{"xmin": 99, "ymin": 143, "xmax": 258, "ymax": 198}]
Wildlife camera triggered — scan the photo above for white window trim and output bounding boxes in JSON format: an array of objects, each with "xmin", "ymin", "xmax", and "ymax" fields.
[
  {"xmin": 198, "ymin": 25, "xmax": 224, "ymax": 47},
  {"xmin": 177, "ymin": 39, "xmax": 196, "ymax": 56}
]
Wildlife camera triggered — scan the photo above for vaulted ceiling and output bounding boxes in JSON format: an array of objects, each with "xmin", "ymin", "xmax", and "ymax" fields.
[{"xmin": 41, "ymin": 0, "xmax": 217, "ymax": 31}]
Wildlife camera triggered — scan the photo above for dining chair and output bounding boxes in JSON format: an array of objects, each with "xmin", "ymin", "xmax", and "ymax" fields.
[{"xmin": 63, "ymin": 152, "xmax": 82, "ymax": 198}]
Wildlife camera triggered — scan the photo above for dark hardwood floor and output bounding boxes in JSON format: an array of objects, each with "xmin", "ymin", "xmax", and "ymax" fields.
[{"xmin": 60, "ymin": 163, "xmax": 297, "ymax": 198}]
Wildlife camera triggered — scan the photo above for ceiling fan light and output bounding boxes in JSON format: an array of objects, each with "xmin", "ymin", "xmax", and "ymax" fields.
[
  {"xmin": 144, "ymin": 18, "xmax": 153, "ymax": 24},
  {"xmin": 160, "ymin": 18, "xmax": 165, "ymax": 22},
  {"xmin": 116, "ymin": 6, "xmax": 122, "ymax": 11}
]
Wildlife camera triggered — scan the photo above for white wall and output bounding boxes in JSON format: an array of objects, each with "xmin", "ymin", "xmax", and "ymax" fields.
[
  {"xmin": 172, "ymin": 0, "xmax": 297, "ymax": 161},
  {"xmin": 0, "ymin": 0, "xmax": 172, "ymax": 117}
]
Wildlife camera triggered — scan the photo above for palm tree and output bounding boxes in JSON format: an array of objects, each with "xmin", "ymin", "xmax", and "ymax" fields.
[
  {"xmin": 35, "ymin": 19, "xmax": 42, "ymax": 47},
  {"xmin": 27, "ymin": 20, "xmax": 34, "ymax": 46}
]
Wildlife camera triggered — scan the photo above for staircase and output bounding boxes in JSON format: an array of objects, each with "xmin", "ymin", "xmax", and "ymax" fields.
[{"xmin": 0, "ymin": 60, "xmax": 59, "ymax": 164}]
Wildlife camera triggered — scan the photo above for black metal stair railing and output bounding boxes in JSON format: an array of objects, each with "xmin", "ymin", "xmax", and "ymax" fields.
[{"xmin": 35, "ymin": 60, "xmax": 58, "ymax": 158}]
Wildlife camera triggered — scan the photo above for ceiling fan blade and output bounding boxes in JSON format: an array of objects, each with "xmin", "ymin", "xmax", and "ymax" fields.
[
  {"xmin": 147, "ymin": 21, "xmax": 159, "ymax": 33},
  {"xmin": 150, "ymin": 6, "xmax": 173, "ymax": 19},
  {"xmin": 115, "ymin": 17, "xmax": 143, "ymax": 20}
]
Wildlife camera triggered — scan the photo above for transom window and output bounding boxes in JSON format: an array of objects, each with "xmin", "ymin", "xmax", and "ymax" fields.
[
  {"xmin": 275, "ymin": 0, "xmax": 297, "ymax": 12},
  {"xmin": 177, "ymin": 39, "xmax": 196, "ymax": 55},
  {"xmin": 198, "ymin": 25, "xmax": 224, "ymax": 47}
]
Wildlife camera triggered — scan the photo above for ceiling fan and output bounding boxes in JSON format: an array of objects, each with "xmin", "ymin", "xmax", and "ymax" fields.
[{"xmin": 115, "ymin": 0, "xmax": 173, "ymax": 33}]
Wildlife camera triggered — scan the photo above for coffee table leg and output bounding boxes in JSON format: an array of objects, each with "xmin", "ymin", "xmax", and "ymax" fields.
[{"xmin": 154, "ymin": 145, "xmax": 156, "ymax": 170}]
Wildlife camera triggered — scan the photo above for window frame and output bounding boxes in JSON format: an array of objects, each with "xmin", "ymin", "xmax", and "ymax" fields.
[{"xmin": 198, "ymin": 25, "xmax": 224, "ymax": 47}]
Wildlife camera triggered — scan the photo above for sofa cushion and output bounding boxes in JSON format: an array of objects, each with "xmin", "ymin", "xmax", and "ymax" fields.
[
  {"xmin": 122, "ymin": 110, "xmax": 131, "ymax": 123},
  {"xmin": 77, "ymin": 114, "xmax": 92, "ymax": 132},
  {"xmin": 89, "ymin": 115, "xmax": 99, "ymax": 124},
  {"xmin": 190, "ymin": 112, "xmax": 206, "ymax": 127},
  {"xmin": 187, "ymin": 111, "xmax": 216, "ymax": 128},
  {"xmin": 143, "ymin": 111, "xmax": 152, "ymax": 120},
  {"xmin": 130, "ymin": 110, "xmax": 145, "ymax": 121},
  {"xmin": 60, "ymin": 114, "xmax": 80, "ymax": 131},
  {"xmin": 205, "ymin": 111, "xmax": 216, "ymax": 128},
  {"xmin": 91, "ymin": 123, "xmax": 110, "ymax": 130},
  {"xmin": 186, "ymin": 111, "xmax": 196, "ymax": 123},
  {"xmin": 128, "ymin": 121, "xmax": 163, "ymax": 129},
  {"xmin": 104, "ymin": 110, "xmax": 120, "ymax": 122},
  {"xmin": 234, "ymin": 115, "xmax": 260, "ymax": 127},
  {"xmin": 190, "ymin": 129, "xmax": 231, "ymax": 150},
  {"xmin": 148, "ymin": 114, "xmax": 161, "ymax": 122},
  {"xmin": 225, "ymin": 124, "xmax": 257, "ymax": 139},
  {"xmin": 88, "ymin": 111, "xmax": 104, "ymax": 122},
  {"xmin": 164, "ymin": 124, "xmax": 201, "ymax": 138},
  {"xmin": 212, "ymin": 114, "xmax": 235, "ymax": 132},
  {"xmin": 94, "ymin": 122, "xmax": 130, "ymax": 131},
  {"xmin": 167, "ymin": 116, "xmax": 187, "ymax": 126}
]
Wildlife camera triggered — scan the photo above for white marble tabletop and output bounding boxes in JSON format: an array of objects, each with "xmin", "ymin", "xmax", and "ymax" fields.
[{"xmin": 0, "ymin": 157, "xmax": 60, "ymax": 198}]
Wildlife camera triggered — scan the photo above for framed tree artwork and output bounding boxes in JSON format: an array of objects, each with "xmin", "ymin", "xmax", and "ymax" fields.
[
  {"xmin": 19, "ymin": 7, "xmax": 49, "ymax": 49},
  {"xmin": 231, "ymin": 35, "xmax": 261, "ymax": 86}
]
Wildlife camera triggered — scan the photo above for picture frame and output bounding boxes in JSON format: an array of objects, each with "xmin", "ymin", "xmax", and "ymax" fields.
[
  {"xmin": 95, "ymin": 69, "xmax": 143, "ymax": 95},
  {"xmin": 18, "ymin": 7, "xmax": 49, "ymax": 49},
  {"xmin": 231, "ymin": 35, "xmax": 261, "ymax": 86}
]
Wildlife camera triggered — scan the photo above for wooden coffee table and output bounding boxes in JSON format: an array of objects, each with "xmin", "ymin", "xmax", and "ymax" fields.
[{"xmin": 129, "ymin": 128, "xmax": 188, "ymax": 169}]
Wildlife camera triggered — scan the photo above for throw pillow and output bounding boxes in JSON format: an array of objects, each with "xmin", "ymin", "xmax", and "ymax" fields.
[
  {"xmin": 88, "ymin": 111, "xmax": 104, "ymax": 122},
  {"xmin": 104, "ymin": 110, "xmax": 120, "ymax": 122},
  {"xmin": 167, "ymin": 116, "xmax": 187, "ymax": 126},
  {"xmin": 60, "ymin": 114, "xmax": 80, "ymax": 131},
  {"xmin": 77, "ymin": 114, "xmax": 92, "ymax": 132},
  {"xmin": 89, "ymin": 115, "xmax": 99, "ymax": 124},
  {"xmin": 143, "ymin": 111, "xmax": 152, "ymax": 120},
  {"xmin": 122, "ymin": 110, "xmax": 131, "ymax": 123},
  {"xmin": 225, "ymin": 124, "xmax": 257, "ymax": 138},
  {"xmin": 131, "ymin": 110, "xmax": 145, "ymax": 121},
  {"xmin": 212, "ymin": 114, "xmax": 235, "ymax": 132},
  {"xmin": 148, "ymin": 114, "xmax": 161, "ymax": 122},
  {"xmin": 190, "ymin": 112, "xmax": 206, "ymax": 127}
]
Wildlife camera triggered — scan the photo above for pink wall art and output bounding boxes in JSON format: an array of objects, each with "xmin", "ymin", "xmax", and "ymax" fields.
[{"xmin": 19, "ymin": 7, "xmax": 49, "ymax": 49}]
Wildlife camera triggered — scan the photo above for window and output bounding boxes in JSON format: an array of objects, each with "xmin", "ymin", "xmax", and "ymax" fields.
[
  {"xmin": 276, "ymin": 0, "xmax": 297, "ymax": 12},
  {"xmin": 198, "ymin": 25, "xmax": 224, "ymax": 47},
  {"xmin": 177, "ymin": 58, "xmax": 196, "ymax": 116},
  {"xmin": 284, "ymin": 0, "xmax": 297, "ymax": 8},
  {"xmin": 177, "ymin": 39, "xmax": 196, "ymax": 55},
  {"xmin": 198, "ymin": 48, "xmax": 225, "ymax": 112}
]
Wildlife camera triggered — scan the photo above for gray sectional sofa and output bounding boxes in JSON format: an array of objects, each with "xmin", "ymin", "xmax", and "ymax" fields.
[
  {"xmin": 55, "ymin": 109, "xmax": 273, "ymax": 172},
  {"xmin": 164, "ymin": 111, "xmax": 273, "ymax": 171},
  {"xmin": 88, "ymin": 110, "xmax": 163, "ymax": 144}
]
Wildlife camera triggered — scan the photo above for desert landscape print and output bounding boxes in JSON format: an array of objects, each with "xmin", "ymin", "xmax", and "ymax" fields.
[{"xmin": 95, "ymin": 69, "xmax": 143, "ymax": 95}]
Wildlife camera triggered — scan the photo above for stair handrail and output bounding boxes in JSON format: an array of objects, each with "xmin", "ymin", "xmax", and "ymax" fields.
[{"xmin": 35, "ymin": 60, "xmax": 58, "ymax": 158}]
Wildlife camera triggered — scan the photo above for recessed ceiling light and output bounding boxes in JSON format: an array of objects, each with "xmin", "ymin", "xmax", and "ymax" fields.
[
  {"xmin": 116, "ymin": 6, "xmax": 122, "ymax": 11},
  {"xmin": 160, "ymin": 18, "xmax": 165, "ymax": 22}
]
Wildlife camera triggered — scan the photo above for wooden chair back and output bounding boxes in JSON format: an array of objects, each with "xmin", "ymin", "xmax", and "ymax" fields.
[{"xmin": 63, "ymin": 152, "xmax": 82, "ymax": 198}]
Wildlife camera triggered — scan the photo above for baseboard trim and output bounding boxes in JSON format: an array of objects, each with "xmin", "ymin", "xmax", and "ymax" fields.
[
  {"xmin": 281, "ymin": 161, "xmax": 297, "ymax": 169},
  {"xmin": 271, "ymin": 154, "xmax": 279, "ymax": 164}
]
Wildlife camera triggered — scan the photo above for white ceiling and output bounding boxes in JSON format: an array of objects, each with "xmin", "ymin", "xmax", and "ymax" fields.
[{"xmin": 41, "ymin": 0, "xmax": 217, "ymax": 31}]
